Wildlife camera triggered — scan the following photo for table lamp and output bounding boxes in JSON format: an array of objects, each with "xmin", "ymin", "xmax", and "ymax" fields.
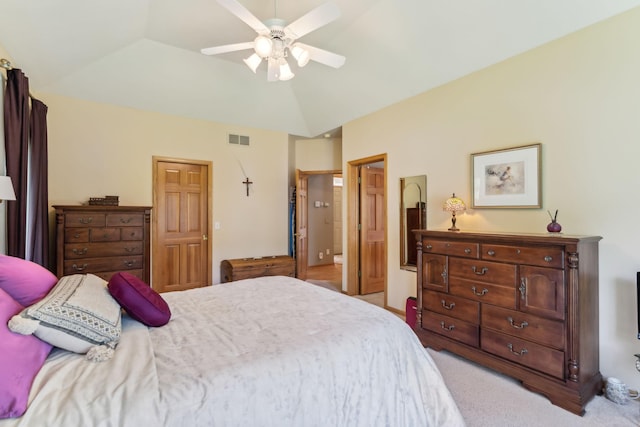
[{"xmin": 443, "ymin": 193, "xmax": 465, "ymax": 231}]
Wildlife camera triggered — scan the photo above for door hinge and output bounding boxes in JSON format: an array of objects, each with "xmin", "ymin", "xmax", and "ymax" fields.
[
  {"xmin": 358, "ymin": 270, "xmax": 362, "ymax": 278},
  {"xmin": 358, "ymin": 223, "xmax": 361, "ymax": 231},
  {"xmin": 357, "ymin": 176, "xmax": 361, "ymax": 184}
]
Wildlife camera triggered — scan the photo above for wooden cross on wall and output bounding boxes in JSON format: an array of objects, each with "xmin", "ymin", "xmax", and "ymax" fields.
[{"xmin": 242, "ymin": 177, "xmax": 253, "ymax": 196}]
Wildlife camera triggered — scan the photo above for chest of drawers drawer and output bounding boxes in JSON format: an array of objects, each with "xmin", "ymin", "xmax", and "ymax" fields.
[
  {"xmin": 448, "ymin": 257, "xmax": 516, "ymax": 286},
  {"xmin": 422, "ymin": 311, "xmax": 479, "ymax": 348},
  {"xmin": 480, "ymin": 244, "xmax": 564, "ymax": 269},
  {"xmin": 481, "ymin": 304, "xmax": 565, "ymax": 349},
  {"xmin": 481, "ymin": 329, "xmax": 565, "ymax": 379},
  {"xmin": 64, "ymin": 241, "xmax": 144, "ymax": 259},
  {"xmin": 423, "ymin": 290, "xmax": 479, "ymax": 324},
  {"xmin": 449, "ymin": 278, "xmax": 517, "ymax": 308}
]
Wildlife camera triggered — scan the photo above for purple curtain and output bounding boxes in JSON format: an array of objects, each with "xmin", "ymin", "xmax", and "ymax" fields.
[
  {"xmin": 29, "ymin": 99, "xmax": 49, "ymax": 267},
  {"xmin": 3, "ymin": 69, "xmax": 29, "ymax": 259},
  {"xmin": 3, "ymin": 69, "xmax": 50, "ymax": 267}
]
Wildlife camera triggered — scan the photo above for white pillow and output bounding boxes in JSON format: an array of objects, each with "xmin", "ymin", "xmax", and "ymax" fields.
[{"xmin": 9, "ymin": 274, "xmax": 122, "ymax": 362}]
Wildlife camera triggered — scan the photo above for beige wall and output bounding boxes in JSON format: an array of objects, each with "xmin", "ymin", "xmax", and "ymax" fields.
[
  {"xmin": 343, "ymin": 7, "xmax": 640, "ymax": 389},
  {"xmin": 44, "ymin": 94, "xmax": 290, "ymax": 284}
]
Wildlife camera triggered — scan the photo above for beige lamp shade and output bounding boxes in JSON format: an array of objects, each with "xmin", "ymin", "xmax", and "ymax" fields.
[{"xmin": 0, "ymin": 176, "xmax": 16, "ymax": 201}]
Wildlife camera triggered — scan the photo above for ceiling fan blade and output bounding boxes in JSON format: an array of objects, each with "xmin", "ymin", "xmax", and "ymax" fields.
[
  {"xmin": 200, "ymin": 42, "xmax": 254, "ymax": 56},
  {"xmin": 284, "ymin": 2, "xmax": 340, "ymax": 40},
  {"xmin": 267, "ymin": 58, "xmax": 279, "ymax": 82},
  {"xmin": 217, "ymin": 0, "xmax": 270, "ymax": 35},
  {"xmin": 295, "ymin": 43, "xmax": 345, "ymax": 68}
]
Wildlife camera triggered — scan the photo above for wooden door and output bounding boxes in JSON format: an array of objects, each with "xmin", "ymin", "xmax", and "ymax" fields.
[
  {"xmin": 295, "ymin": 170, "xmax": 308, "ymax": 280},
  {"xmin": 359, "ymin": 166, "xmax": 385, "ymax": 294},
  {"xmin": 153, "ymin": 158, "xmax": 211, "ymax": 293}
]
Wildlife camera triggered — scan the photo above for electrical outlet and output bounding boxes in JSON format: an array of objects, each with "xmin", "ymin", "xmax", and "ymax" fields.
[
  {"xmin": 318, "ymin": 252, "xmax": 324, "ymax": 260},
  {"xmin": 326, "ymin": 249, "xmax": 330, "ymax": 255}
]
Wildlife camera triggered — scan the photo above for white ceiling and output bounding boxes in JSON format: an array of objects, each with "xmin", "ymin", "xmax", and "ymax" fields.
[{"xmin": 1, "ymin": 0, "xmax": 639, "ymax": 137}]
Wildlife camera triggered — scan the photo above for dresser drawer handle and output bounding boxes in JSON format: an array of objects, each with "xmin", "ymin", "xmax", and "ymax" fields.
[
  {"xmin": 124, "ymin": 247, "xmax": 136, "ymax": 253},
  {"xmin": 425, "ymin": 244, "xmax": 433, "ymax": 250},
  {"xmin": 120, "ymin": 218, "xmax": 133, "ymax": 224},
  {"xmin": 464, "ymin": 248, "xmax": 471, "ymax": 254},
  {"xmin": 507, "ymin": 343, "xmax": 528, "ymax": 356},
  {"xmin": 441, "ymin": 300, "xmax": 455, "ymax": 310},
  {"xmin": 471, "ymin": 266, "xmax": 488, "ymax": 275},
  {"xmin": 73, "ymin": 233, "xmax": 81, "ymax": 239},
  {"xmin": 79, "ymin": 217, "xmax": 93, "ymax": 224},
  {"xmin": 471, "ymin": 286, "xmax": 488, "ymax": 296},
  {"xmin": 519, "ymin": 278, "xmax": 527, "ymax": 299},
  {"xmin": 507, "ymin": 317, "xmax": 529, "ymax": 329},
  {"xmin": 123, "ymin": 260, "xmax": 135, "ymax": 267},
  {"xmin": 439, "ymin": 321, "xmax": 455, "ymax": 331},
  {"xmin": 544, "ymin": 255, "xmax": 553, "ymax": 263},
  {"xmin": 486, "ymin": 250, "xmax": 495, "ymax": 256},
  {"xmin": 72, "ymin": 263, "xmax": 88, "ymax": 271},
  {"xmin": 72, "ymin": 247, "xmax": 88, "ymax": 255}
]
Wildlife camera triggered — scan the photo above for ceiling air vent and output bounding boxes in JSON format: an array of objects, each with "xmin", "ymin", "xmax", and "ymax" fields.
[{"xmin": 228, "ymin": 134, "xmax": 250, "ymax": 146}]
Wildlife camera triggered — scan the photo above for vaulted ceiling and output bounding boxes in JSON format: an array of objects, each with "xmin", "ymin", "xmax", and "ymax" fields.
[{"xmin": 1, "ymin": 0, "xmax": 639, "ymax": 137}]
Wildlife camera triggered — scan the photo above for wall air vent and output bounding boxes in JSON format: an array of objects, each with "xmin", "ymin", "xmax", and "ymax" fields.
[{"xmin": 228, "ymin": 134, "xmax": 250, "ymax": 146}]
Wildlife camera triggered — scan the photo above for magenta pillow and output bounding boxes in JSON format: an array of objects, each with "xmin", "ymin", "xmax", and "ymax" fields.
[
  {"xmin": 108, "ymin": 272, "xmax": 171, "ymax": 327},
  {"xmin": 0, "ymin": 255, "xmax": 58, "ymax": 306},
  {"xmin": 0, "ymin": 288, "xmax": 52, "ymax": 418}
]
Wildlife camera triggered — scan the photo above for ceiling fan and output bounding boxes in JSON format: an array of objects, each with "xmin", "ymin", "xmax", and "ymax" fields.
[{"xmin": 201, "ymin": 0, "xmax": 346, "ymax": 82}]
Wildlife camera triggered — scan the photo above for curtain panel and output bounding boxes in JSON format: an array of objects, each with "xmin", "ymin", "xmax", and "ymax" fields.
[{"xmin": 3, "ymin": 68, "xmax": 50, "ymax": 267}]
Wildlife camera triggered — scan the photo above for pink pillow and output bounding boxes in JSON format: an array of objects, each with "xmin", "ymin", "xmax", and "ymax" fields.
[
  {"xmin": 0, "ymin": 288, "xmax": 52, "ymax": 419},
  {"xmin": 0, "ymin": 255, "xmax": 58, "ymax": 306},
  {"xmin": 108, "ymin": 272, "xmax": 171, "ymax": 327}
]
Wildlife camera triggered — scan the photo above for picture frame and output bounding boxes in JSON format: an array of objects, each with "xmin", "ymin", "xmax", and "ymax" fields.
[{"xmin": 471, "ymin": 143, "xmax": 541, "ymax": 208}]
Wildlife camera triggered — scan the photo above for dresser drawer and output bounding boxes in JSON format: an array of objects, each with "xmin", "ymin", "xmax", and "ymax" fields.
[
  {"xmin": 93, "ymin": 269, "xmax": 144, "ymax": 282},
  {"xmin": 481, "ymin": 305, "xmax": 565, "ymax": 349},
  {"xmin": 64, "ymin": 241, "xmax": 144, "ymax": 259},
  {"xmin": 107, "ymin": 213, "xmax": 145, "ymax": 227},
  {"xmin": 481, "ymin": 244, "xmax": 564, "ymax": 269},
  {"xmin": 481, "ymin": 329, "xmax": 564, "ymax": 379},
  {"xmin": 449, "ymin": 278, "xmax": 516, "ymax": 309},
  {"xmin": 423, "ymin": 290, "xmax": 479, "ymax": 324},
  {"xmin": 65, "ymin": 213, "xmax": 106, "ymax": 228},
  {"xmin": 65, "ymin": 228, "xmax": 89, "ymax": 243},
  {"xmin": 422, "ymin": 311, "xmax": 479, "ymax": 347},
  {"xmin": 89, "ymin": 227, "xmax": 121, "ymax": 242},
  {"xmin": 422, "ymin": 238, "xmax": 478, "ymax": 258},
  {"xmin": 63, "ymin": 255, "xmax": 143, "ymax": 275},
  {"xmin": 449, "ymin": 257, "xmax": 516, "ymax": 286},
  {"xmin": 121, "ymin": 227, "xmax": 143, "ymax": 241}
]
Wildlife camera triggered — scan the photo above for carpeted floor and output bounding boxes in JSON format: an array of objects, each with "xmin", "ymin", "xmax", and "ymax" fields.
[{"xmin": 428, "ymin": 348, "xmax": 639, "ymax": 426}]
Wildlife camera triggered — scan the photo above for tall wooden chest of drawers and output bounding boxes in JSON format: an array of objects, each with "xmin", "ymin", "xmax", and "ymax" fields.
[
  {"xmin": 220, "ymin": 256, "xmax": 295, "ymax": 283},
  {"xmin": 54, "ymin": 205, "xmax": 151, "ymax": 283},
  {"xmin": 414, "ymin": 230, "xmax": 601, "ymax": 415}
]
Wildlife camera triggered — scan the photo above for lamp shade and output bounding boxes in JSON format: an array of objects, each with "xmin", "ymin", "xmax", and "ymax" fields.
[
  {"xmin": 0, "ymin": 176, "xmax": 16, "ymax": 201},
  {"xmin": 243, "ymin": 53, "xmax": 262, "ymax": 73},
  {"xmin": 254, "ymin": 35, "xmax": 273, "ymax": 58},
  {"xmin": 443, "ymin": 193, "xmax": 466, "ymax": 213},
  {"xmin": 291, "ymin": 44, "xmax": 310, "ymax": 67},
  {"xmin": 278, "ymin": 59, "xmax": 295, "ymax": 81}
]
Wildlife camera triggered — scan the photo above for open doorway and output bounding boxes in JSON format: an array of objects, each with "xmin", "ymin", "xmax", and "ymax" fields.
[
  {"xmin": 295, "ymin": 169, "xmax": 342, "ymax": 291},
  {"xmin": 346, "ymin": 154, "xmax": 387, "ymax": 307}
]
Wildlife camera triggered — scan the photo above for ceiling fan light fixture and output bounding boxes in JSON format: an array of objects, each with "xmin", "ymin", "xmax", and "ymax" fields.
[
  {"xmin": 278, "ymin": 58, "xmax": 295, "ymax": 81},
  {"xmin": 254, "ymin": 35, "xmax": 273, "ymax": 58},
  {"xmin": 291, "ymin": 44, "xmax": 310, "ymax": 67},
  {"xmin": 243, "ymin": 53, "xmax": 262, "ymax": 73}
]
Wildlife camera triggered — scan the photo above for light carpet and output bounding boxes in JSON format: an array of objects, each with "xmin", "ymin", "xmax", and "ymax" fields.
[{"xmin": 428, "ymin": 348, "xmax": 639, "ymax": 426}]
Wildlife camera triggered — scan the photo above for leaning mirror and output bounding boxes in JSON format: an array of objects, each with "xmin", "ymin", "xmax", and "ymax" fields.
[{"xmin": 400, "ymin": 175, "xmax": 427, "ymax": 271}]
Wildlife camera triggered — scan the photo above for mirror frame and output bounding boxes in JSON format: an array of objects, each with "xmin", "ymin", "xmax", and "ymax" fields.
[{"xmin": 400, "ymin": 175, "xmax": 427, "ymax": 271}]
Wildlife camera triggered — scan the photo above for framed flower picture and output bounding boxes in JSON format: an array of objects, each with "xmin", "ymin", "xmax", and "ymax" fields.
[{"xmin": 471, "ymin": 143, "xmax": 541, "ymax": 208}]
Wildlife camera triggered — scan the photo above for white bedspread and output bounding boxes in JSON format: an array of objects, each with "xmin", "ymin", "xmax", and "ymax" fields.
[{"xmin": 3, "ymin": 276, "xmax": 465, "ymax": 427}]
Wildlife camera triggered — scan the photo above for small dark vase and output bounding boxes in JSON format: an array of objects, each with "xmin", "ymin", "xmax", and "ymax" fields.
[{"xmin": 547, "ymin": 221, "xmax": 562, "ymax": 233}]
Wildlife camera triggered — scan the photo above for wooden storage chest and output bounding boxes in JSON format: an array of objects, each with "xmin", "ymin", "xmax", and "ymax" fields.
[
  {"xmin": 54, "ymin": 205, "xmax": 151, "ymax": 283},
  {"xmin": 220, "ymin": 255, "xmax": 295, "ymax": 283},
  {"xmin": 413, "ymin": 230, "xmax": 601, "ymax": 416}
]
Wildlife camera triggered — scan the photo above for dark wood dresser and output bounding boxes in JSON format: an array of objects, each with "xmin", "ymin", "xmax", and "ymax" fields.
[
  {"xmin": 220, "ymin": 255, "xmax": 295, "ymax": 283},
  {"xmin": 413, "ymin": 230, "xmax": 601, "ymax": 415},
  {"xmin": 54, "ymin": 205, "xmax": 151, "ymax": 282}
]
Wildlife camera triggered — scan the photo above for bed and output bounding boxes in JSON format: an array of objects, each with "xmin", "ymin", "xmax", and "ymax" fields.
[{"xmin": 1, "ymin": 273, "xmax": 465, "ymax": 426}]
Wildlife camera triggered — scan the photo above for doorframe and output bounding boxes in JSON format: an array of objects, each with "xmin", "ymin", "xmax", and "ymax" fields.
[
  {"xmin": 151, "ymin": 156, "xmax": 213, "ymax": 288},
  {"xmin": 346, "ymin": 154, "xmax": 387, "ymax": 301},
  {"xmin": 296, "ymin": 169, "xmax": 341, "ymax": 279}
]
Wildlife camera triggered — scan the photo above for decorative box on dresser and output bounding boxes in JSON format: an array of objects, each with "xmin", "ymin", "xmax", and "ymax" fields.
[
  {"xmin": 54, "ymin": 206, "xmax": 151, "ymax": 283},
  {"xmin": 413, "ymin": 230, "xmax": 602, "ymax": 415}
]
